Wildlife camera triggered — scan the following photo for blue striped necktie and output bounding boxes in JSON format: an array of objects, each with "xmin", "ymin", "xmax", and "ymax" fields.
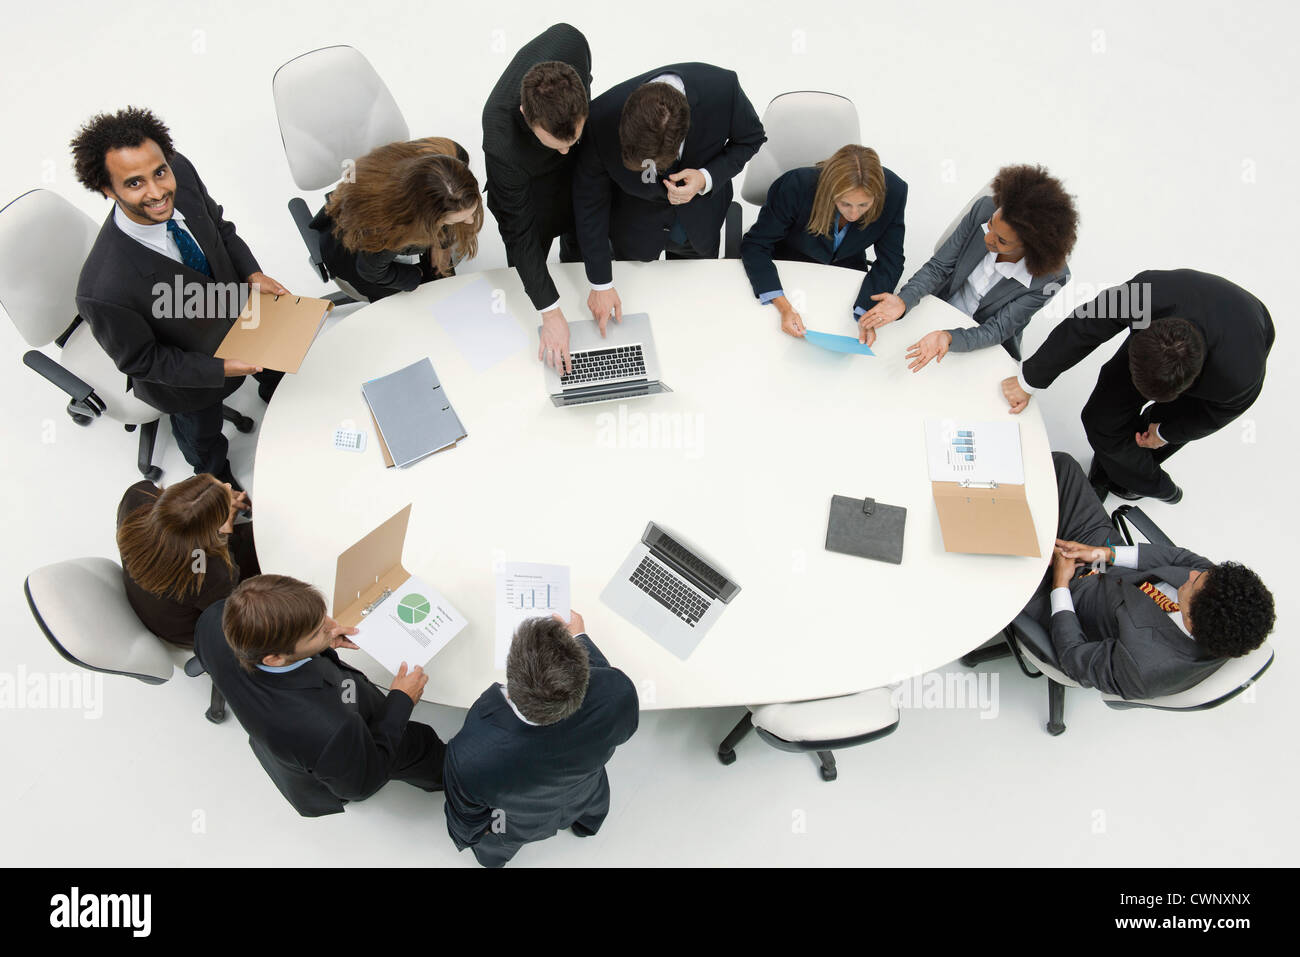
[{"xmin": 167, "ymin": 219, "xmax": 212, "ymax": 277}]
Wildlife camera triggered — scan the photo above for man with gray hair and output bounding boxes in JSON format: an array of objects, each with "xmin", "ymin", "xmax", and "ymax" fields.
[{"xmin": 442, "ymin": 610, "xmax": 639, "ymax": 867}]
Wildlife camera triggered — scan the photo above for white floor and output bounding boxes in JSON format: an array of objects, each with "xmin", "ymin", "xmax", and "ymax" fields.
[{"xmin": 1, "ymin": 0, "xmax": 1295, "ymax": 867}]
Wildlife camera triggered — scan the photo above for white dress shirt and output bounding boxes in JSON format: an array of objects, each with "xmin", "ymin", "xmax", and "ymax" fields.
[
  {"xmin": 953, "ymin": 222, "xmax": 1032, "ymax": 317},
  {"xmin": 113, "ymin": 205, "xmax": 204, "ymax": 265}
]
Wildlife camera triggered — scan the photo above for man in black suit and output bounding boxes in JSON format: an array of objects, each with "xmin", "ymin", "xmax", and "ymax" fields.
[
  {"xmin": 194, "ymin": 574, "xmax": 444, "ymax": 817},
  {"xmin": 483, "ymin": 23, "xmax": 592, "ymax": 374},
  {"xmin": 1001, "ymin": 269, "xmax": 1273, "ymax": 503},
  {"xmin": 573, "ymin": 62, "xmax": 766, "ymax": 331},
  {"xmin": 443, "ymin": 610, "xmax": 639, "ymax": 867},
  {"xmin": 71, "ymin": 107, "xmax": 286, "ymax": 486},
  {"xmin": 1024, "ymin": 453, "xmax": 1274, "ymax": 700}
]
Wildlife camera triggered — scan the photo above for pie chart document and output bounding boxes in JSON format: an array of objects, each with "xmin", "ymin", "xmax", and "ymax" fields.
[{"xmin": 353, "ymin": 576, "xmax": 468, "ymax": 674}]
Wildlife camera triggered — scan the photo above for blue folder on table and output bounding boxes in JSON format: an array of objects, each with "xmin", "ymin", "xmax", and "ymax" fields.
[
  {"xmin": 804, "ymin": 330, "xmax": 875, "ymax": 355},
  {"xmin": 361, "ymin": 358, "xmax": 467, "ymax": 468}
]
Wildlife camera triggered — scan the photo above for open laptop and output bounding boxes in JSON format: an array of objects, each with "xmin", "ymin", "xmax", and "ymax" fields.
[
  {"xmin": 540, "ymin": 313, "xmax": 672, "ymax": 407},
  {"xmin": 601, "ymin": 521, "xmax": 741, "ymax": 660}
]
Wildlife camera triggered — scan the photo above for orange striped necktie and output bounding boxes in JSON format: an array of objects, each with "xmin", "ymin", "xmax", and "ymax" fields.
[{"xmin": 1137, "ymin": 580, "xmax": 1180, "ymax": 613}]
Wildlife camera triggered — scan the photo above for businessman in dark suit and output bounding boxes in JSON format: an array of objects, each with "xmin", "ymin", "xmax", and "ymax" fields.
[
  {"xmin": 443, "ymin": 610, "xmax": 639, "ymax": 867},
  {"xmin": 573, "ymin": 62, "xmax": 766, "ymax": 330},
  {"xmin": 1021, "ymin": 452, "xmax": 1274, "ymax": 700},
  {"xmin": 194, "ymin": 574, "xmax": 445, "ymax": 817},
  {"xmin": 1002, "ymin": 269, "xmax": 1274, "ymax": 503},
  {"xmin": 483, "ymin": 23, "xmax": 592, "ymax": 374},
  {"xmin": 71, "ymin": 107, "xmax": 285, "ymax": 487}
]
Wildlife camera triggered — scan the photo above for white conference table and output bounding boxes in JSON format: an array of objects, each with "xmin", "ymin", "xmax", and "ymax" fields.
[{"xmin": 254, "ymin": 259, "xmax": 1057, "ymax": 711}]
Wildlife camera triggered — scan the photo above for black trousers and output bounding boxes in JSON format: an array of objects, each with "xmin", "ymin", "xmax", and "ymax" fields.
[
  {"xmin": 169, "ymin": 371, "xmax": 282, "ymax": 476},
  {"xmin": 391, "ymin": 721, "xmax": 447, "ymax": 792},
  {"xmin": 1082, "ymin": 342, "xmax": 1186, "ymax": 498}
]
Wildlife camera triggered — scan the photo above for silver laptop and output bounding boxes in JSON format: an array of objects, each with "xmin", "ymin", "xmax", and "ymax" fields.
[
  {"xmin": 541, "ymin": 313, "xmax": 672, "ymax": 407},
  {"xmin": 601, "ymin": 522, "xmax": 741, "ymax": 660}
]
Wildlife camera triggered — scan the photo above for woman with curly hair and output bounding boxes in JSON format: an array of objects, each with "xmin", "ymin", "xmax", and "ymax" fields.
[
  {"xmin": 861, "ymin": 164, "xmax": 1078, "ymax": 370},
  {"xmin": 309, "ymin": 137, "xmax": 483, "ymax": 302}
]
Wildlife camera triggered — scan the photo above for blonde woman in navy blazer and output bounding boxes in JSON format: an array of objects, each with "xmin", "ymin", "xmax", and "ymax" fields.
[{"xmin": 740, "ymin": 145, "xmax": 907, "ymax": 338}]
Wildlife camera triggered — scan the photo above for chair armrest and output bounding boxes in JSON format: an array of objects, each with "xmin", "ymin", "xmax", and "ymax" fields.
[
  {"xmin": 287, "ymin": 197, "xmax": 327, "ymax": 281},
  {"xmin": 23, "ymin": 350, "xmax": 105, "ymax": 417},
  {"xmin": 1111, "ymin": 504, "xmax": 1175, "ymax": 547}
]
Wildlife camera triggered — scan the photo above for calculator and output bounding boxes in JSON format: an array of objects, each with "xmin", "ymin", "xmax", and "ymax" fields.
[{"xmin": 333, "ymin": 428, "xmax": 366, "ymax": 452}]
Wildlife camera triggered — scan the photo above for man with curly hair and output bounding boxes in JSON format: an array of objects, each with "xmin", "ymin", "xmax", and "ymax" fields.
[
  {"xmin": 1019, "ymin": 452, "xmax": 1275, "ymax": 700},
  {"xmin": 860, "ymin": 164, "xmax": 1078, "ymax": 365},
  {"xmin": 1001, "ymin": 269, "xmax": 1273, "ymax": 505},
  {"xmin": 71, "ymin": 106, "xmax": 287, "ymax": 488}
]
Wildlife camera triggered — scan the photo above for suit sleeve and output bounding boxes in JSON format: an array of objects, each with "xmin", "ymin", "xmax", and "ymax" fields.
[
  {"xmin": 1142, "ymin": 382, "xmax": 1263, "ymax": 446},
  {"xmin": 1021, "ymin": 272, "xmax": 1150, "ymax": 389},
  {"xmin": 739, "ymin": 176, "xmax": 799, "ymax": 299},
  {"xmin": 1135, "ymin": 543, "xmax": 1213, "ymax": 571},
  {"xmin": 77, "ymin": 296, "xmax": 226, "ymax": 389},
  {"xmin": 896, "ymin": 199, "xmax": 982, "ymax": 313},
  {"xmin": 946, "ymin": 273, "xmax": 1067, "ymax": 353},
  {"xmin": 1048, "ymin": 608, "xmax": 1149, "ymax": 699},
  {"xmin": 309, "ymin": 689, "xmax": 416, "ymax": 803},
  {"xmin": 573, "ymin": 135, "xmax": 616, "ymax": 286},
  {"xmin": 486, "ymin": 153, "xmax": 561, "ymax": 309},
  {"xmin": 854, "ymin": 181, "xmax": 908, "ymax": 310},
  {"xmin": 442, "ymin": 741, "xmax": 495, "ymax": 850},
  {"xmin": 699, "ymin": 73, "xmax": 766, "ymax": 191},
  {"xmin": 353, "ymin": 249, "xmax": 422, "ymax": 292},
  {"xmin": 180, "ymin": 155, "xmax": 261, "ymax": 280}
]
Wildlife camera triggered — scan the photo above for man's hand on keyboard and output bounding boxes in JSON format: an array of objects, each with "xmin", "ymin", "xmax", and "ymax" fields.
[{"xmin": 539, "ymin": 307, "xmax": 572, "ymax": 374}]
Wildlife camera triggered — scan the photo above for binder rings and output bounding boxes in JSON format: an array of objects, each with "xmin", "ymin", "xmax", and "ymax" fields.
[{"xmin": 215, "ymin": 291, "xmax": 333, "ymax": 373}]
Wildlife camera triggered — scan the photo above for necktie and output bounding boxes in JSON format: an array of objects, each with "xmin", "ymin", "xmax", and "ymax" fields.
[
  {"xmin": 1136, "ymin": 580, "xmax": 1180, "ymax": 613},
  {"xmin": 167, "ymin": 219, "xmax": 212, "ymax": 277}
]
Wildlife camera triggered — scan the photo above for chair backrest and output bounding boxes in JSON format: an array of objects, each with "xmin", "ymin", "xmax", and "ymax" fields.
[
  {"xmin": 933, "ymin": 178, "xmax": 995, "ymax": 254},
  {"xmin": 0, "ymin": 189, "xmax": 100, "ymax": 347},
  {"xmin": 740, "ymin": 92, "xmax": 861, "ymax": 206},
  {"xmin": 24, "ymin": 557, "xmax": 175, "ymax": 684},
  {"xmin": 1102, "ymin": 644, "xmax": 1275, "ymax": 711},
  {"xmin": 272, "ymin": 45, "xmax": 410, "ymax": 191}
]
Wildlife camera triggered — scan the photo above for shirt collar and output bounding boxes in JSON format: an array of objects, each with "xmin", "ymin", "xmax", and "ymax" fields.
[
  {"xmin": 980, "ymin": 222, "xmax": 1033, "ymax": 287},
  {"xmin": 257, "ymin": 656, "xmax": 313, "ymax": 674},
  {"xmin": 113, "ymin": 203, "xmax": 186, "ymax": 241},
  {"xmin": 499, "ymin": 683, "xmax": 540, "ymax": 726}
]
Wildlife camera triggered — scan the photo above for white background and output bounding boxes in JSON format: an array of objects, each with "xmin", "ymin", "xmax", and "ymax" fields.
[{"xmin": 0, "ymin": 0, "xmax": 1294, "ymax": 866}]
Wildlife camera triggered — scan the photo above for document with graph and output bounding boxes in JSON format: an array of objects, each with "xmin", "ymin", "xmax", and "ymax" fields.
[
  {"xmin": 352, "ymin": 575, "xmax": 468, "ymax": 674},
  {"xmin": 494, "ymin": 561, "xmax": 571, "ymax": 668},
  {"xmin": 923, "ymin": 419, "xmax": 1025, "ymax": 486}
]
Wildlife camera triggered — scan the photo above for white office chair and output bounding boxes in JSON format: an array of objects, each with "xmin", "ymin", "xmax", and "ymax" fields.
[
  {"xmin": 717, "ymin": 688, "xmax": 900, "ymax": 781},
  {"xmin": 24, "ymin": 556, "xmax": 228, "ymax": 723},
  {"xmin": 933, "ymin": 178, "xmax": 995, "ymax": 253},
  {"xmin": 739, "ymin": 91, "xmax": 862, "ymax": 206},
  {"xmin": 272, "ymin": 44, "xmax": 411, "ymax": 304},
  {"xmin": 963, "ymin": 504, "xmax": 1275, "ymax": 735},
  {"xmin": 0, "ymin": 189, "xmax": 252, "ymax": 481}
]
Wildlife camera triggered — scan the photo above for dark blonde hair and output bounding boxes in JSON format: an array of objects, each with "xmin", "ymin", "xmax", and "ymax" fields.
[
  {"xmin": 325, "ymin": 137, "xmax": 482, "ymax": 275},
  {"xmin": 807, "ymin": 145, "xmax": 887, "ymax": 238},
  {"xmin": 117, "ymin": 474, "xmax": 235, "ymax": 600},
  {"xmin": 222, "ymin": 575, "xmax": 327, "ymax": 672}
]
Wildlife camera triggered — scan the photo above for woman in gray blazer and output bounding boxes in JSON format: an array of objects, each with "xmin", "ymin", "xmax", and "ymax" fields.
[{"xmin": 860, "ymin": 164, "xmax": 1078, "ymax": 370}]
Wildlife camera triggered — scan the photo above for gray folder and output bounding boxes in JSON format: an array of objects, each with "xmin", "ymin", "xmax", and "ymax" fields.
[
  {"xmin": 825, "ymin": 495, "xmax": 906, "ymax": 565},
  {"xmin": 361, "ymin": 358, "xmax": 467, "ymax": 468}
]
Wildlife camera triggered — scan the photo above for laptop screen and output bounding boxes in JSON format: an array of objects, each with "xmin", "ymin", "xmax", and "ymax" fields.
[{"xmin": 644, "ymin": 524, "xmax": 740, "ymax": 603}]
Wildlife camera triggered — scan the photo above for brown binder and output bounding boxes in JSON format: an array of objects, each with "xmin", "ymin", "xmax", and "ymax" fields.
[
  {"xmin": 931, "ymin": 481, "xmax": 1040, "ymax": 557},
  {"xmin": 332, "ymin": 504, "xmax": 413, "ymax": 627},
  {"xmin": 215, "ymin": 292, "xmax": 333, "ymax": 374}
]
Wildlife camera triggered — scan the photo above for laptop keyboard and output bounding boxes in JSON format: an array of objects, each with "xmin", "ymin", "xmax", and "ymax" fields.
[
  {"xmin": 561, "ymin": 344, "xmax": 647, "ymax": 386},
  {"xmin": 630, "ymin": 556, "xmax": 709, "ymax": 627}
]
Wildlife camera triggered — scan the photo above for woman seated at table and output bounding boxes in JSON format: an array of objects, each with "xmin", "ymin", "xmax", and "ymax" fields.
[
  {"xmin": 861, "ymin": 164, "xmax": 1078, "ymax": 371},
  {"xmin": 310, "ymin": 136, "xmax": 483, "ymax": 302},
  {"xmin": 116, "ymin": 474, "xmax": 260, "ymax": 647},
  {"xmin": 740, "ymin": 144, "xmax": 908, "ymax": 339}
]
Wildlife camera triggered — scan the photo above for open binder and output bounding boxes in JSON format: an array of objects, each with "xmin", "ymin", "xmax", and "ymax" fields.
[{"xmin": 333, "ymin": 504, "xmax": 414, "ymax": 628}]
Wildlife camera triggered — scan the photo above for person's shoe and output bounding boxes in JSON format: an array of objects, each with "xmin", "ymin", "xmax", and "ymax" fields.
[
  {"xmin": 1109, "ymin": 483, "xmax": 1183, "ymax": 505},
  {"xmin": 258, "ymin": 378, "xmax": 278, "ymax": 403},
  {"xmin": 570, "ymin": 821, "xmax": 597, "ymax": 838}
]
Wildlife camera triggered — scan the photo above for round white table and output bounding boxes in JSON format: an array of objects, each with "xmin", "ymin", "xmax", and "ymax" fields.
[{"xmin": 254, "ymin": 259, "xmax": 1057, "ymax": 710}]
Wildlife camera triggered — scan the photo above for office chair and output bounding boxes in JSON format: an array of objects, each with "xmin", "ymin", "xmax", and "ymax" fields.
[
  {"xmin": 732, "ymin": 91, "xmax": 861, "ymax": 263},
  {"xmin": 932, "ymin": 178, "xmax": 995, "ymax": 253},
  {"xmin": 24, "ymin": 556, "xmax": 227, "ymax": 724},
  {"xmin": 0, "ymin": 189, "xmax": 252, "ymax": 482},
  {"xmin": 962, "ymin": 504, "xmax": 1275, "ymax": 735},
  {"xmin": 272, "ymin": 44, "xmax": 411, "ymax": 305},
  {"xmin": 717, "ymin": 688, "xmax": 900, "ymax": 781}
]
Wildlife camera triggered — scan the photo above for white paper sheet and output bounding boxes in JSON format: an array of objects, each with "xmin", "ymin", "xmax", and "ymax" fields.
[
  {"xmin": 924, "ymin": 419, "xmax": 1025, "ymax": 485},
  {"xmin": 429, "ymin": 277, "xmax": 529, "ymax": 372},
  {"xmin": 352, "ymin": 575, "xmax": 468, "ymax": 673},
  {"xmin": 494, "ymin": 561, "xmax": 571, "ymax": 669}
]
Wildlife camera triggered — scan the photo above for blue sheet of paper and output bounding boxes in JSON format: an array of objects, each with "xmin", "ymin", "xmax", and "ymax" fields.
[{"xmin": 803, "ymin": 330, "xmax": 875, "ymax": 356}]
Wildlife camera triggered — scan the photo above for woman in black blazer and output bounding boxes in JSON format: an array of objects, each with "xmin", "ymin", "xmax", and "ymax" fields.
[
  {"xmin": 310, "ymin": 137, "xmax": 483, "ymax": 302},
  {"xmin": 741, "ymin": 145, "xmax": 907, "ymax": 338}
]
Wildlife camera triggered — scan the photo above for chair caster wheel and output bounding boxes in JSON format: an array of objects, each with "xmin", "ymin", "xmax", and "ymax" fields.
[
  {"xmin": 233, "ymin": 415, "xmax": 255, "ymax": 434},
  {"xmin": 819, "ymin": 766, "xmax": 837, "ymax": 782},
  {"xmin": 142, "ymin": 466, "xmax": 162, "ymax": 482},
  {"xmin": 1046, "ymin": 722, "xmax": 1066, "ymax": 736},
  {"xmin": 206, "ymin": 707, "xmax": 227, "ymax": 724},
  {"xmin": 70, "ymin": 413, "xmax": 92, "ymax": 427},
  {"xmin": 717, "ymin": 748, "xmax": 736, "ymax": 766}
]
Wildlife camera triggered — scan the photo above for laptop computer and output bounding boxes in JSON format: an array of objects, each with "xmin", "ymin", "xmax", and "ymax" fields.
[
  {"xmin": 540, "ymin": 313, "xmax": 672, "ymax": 407},
  {"xmin": 600, "ymin": 521, "xmax": 741, "ymax": 660}
]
